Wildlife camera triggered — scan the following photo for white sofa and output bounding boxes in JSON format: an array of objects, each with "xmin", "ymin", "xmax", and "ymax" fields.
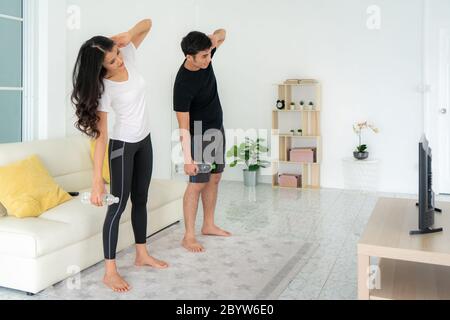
[{"xmin": 0, "ymin": 135, "xmax": 186, "ymax": 295}]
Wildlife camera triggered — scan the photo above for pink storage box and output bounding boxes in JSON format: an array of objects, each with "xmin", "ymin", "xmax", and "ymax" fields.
[
  {"xmin": 289, "ymin": 148, "xmax": 315, "ymax": 163},
  {"xmin": 279, "ymin": 174, "xmax": 302, "ymax": 188}
]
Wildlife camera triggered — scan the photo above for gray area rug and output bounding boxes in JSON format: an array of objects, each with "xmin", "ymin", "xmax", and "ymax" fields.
[{"xmin": 36, "ymin": 223, "xmax": 317, "ymax": 300}]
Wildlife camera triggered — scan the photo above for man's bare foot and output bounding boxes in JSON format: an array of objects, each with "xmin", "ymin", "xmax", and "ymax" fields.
[
  {"xmin": 182, "ymin": 237, "xmax": 205, "ymax": 253},
  {"xmin": 103, "ymin": 273, "xmax": 131, "ymax": 293},
  {"xmin": 135, "ymin": 255, "xmax": 169, "ymax": 269},
  {"xmin": 202, "ymin": 225, "xmax": 232, "ymax": 237}
]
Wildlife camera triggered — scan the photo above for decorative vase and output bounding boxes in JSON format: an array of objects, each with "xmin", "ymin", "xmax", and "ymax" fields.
[
  {"xmin": 243, "ymin": 170, "xmax": 258, "ymax": 187},
  {"xmin": 353, "ymin": 152, "xmax": 369, "ymax": 160}
]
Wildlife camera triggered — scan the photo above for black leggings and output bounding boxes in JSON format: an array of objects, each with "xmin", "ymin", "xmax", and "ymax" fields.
[{"xmin": 103, "ymin": 133, "xmax": 153, "ymax": 260}]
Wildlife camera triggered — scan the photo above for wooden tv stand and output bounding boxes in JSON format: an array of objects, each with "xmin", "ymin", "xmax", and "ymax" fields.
[{"xmin": 358, "ymin": 198, "xmax": 450, "ymax": 300}]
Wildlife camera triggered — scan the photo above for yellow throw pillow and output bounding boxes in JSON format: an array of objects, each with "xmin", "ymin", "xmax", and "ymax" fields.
[
  {"xmin": 90, "ymin": 139, "xmax": 110, "ymax": 184},
  {"xmin": 0, "ymin": 155, "xmax": 72, "ymax": 218}
]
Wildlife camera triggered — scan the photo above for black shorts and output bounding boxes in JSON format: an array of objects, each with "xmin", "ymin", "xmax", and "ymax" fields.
[{"xmin": 190, "ymin": 127, "xmax": 226, "ymax": 184}]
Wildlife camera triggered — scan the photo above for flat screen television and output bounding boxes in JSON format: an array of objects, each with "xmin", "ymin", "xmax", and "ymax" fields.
[{"xmin": 410, "ymin": 135, "xmax": 443, "ymax": 235}]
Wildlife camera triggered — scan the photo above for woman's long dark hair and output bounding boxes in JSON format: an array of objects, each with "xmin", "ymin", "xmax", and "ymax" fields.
[{"xmin": 71, "ymin": 36, "xmax": 115, "ymax": 139}]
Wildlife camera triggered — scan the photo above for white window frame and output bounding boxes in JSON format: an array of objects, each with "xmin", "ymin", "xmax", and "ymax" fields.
[
  {"xmin": 0, "ymin": 0, "xmax": 34, "ymax": 142},
  {"xmin": 22, "ymin": 0, "xmax": 35, "ymax": 142}
]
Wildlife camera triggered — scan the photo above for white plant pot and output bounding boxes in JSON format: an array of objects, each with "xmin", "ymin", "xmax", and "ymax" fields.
[{"xmin": 243, "ymin": 170, "xmax": 258, "ymax": 187}]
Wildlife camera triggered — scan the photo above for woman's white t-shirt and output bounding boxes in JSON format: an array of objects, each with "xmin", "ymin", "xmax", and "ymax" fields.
[{"xmin": 98, "ymin": 43, "xmax": 151, "ymax": 143}]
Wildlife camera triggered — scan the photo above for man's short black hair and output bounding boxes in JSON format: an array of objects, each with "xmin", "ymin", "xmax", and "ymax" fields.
[{"xmin": 181, "ymin": 31, "xmax": 212, "ymax": 57}]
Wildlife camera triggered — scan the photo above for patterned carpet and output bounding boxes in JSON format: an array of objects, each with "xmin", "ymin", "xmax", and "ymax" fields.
[{"xmin": 32, "ymin": 223, "xmax": 316, "ymax": 300}]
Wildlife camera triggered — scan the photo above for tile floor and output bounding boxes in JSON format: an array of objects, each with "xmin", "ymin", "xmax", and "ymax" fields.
[{"xmin": 1, "ymin": 181, "xmax": 448, "ymax": 300}]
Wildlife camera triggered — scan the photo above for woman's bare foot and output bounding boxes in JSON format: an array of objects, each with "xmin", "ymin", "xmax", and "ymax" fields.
[
  {"xmin": 135, "ymin": 255, "xmax": 169, "ymax": 269},
  {"xmin": 182, "ymin": 237, "xmax": 205, "ymax": 253},
  {"xmin": 103, "ymin": 273, "xmax": 131, "ymax": 293},
  {"xmin": 202, "ymin": 225, "xmax": 232, "ymax": 237}
]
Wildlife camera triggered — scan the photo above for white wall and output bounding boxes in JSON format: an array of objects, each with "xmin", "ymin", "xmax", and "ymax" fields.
[
  {"xmin": 35, "ymin": 0, "xmax": 67, "ymax": 140},
  {"xmin": 63, "ymin": 0, "xmax": 425, "ymax": 193},
  {"xmin": 65, "ymin": 0, "xmax": 198, "ymax": 180},
  {"xmin": 424, "ymin": 0, "xmax": 450, "ymax": 194},
  {"xmin": 195, "ymin": 0, "xmax": 425, "ymax": 193}
]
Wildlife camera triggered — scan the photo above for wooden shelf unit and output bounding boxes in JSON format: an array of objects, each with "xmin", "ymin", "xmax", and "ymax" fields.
[
  {"xmin": 272, "ymin": 80, "xmax": 322, "ymax": 190},
  {"xmin": 370, "ymin": 258, "xmax": 450, "ymax": 300}
]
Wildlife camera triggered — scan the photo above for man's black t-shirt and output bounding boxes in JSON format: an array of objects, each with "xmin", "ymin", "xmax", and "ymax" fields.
[{"xmin": 173, "ymin": 48, "xmax": 223, "ymax": 135}]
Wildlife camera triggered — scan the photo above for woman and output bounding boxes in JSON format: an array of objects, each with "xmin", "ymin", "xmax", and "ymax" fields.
[{"xmin": 71, "ymin": 19, "xmax": 168, "ymax": 293}]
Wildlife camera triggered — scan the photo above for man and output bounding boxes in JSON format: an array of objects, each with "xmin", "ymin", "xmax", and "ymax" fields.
[{"xmin": 173, "ymin": 29, "xmax": 231, "ymax": 253}]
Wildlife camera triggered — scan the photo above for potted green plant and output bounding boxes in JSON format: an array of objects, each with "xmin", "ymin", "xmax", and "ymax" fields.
[
  {"xmin": 354, "ymin": 144, "xmax": 369, "ymax": 160},
  {"xmin": 227, "ymin": 138, "xmax": 271, "ymax": 187},
  {"xmin": 353, "ymin": 121, "xmax": 379, "ymax": 160}
]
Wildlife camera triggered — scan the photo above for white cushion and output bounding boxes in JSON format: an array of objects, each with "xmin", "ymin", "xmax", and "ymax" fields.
[
  {"xmin": 0, "ymin": 216, "xmax": 72, "ymax": 259},
  {"xmin": 0, "ymin": 135, "xmax": 93, "ymax": 192},
  {"xmin": 148, "ymin": 180, "xmax": 186, "ymax": 211}
]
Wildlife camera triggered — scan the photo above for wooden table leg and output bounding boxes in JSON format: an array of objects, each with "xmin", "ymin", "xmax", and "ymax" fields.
[{"xmin": 358, "ymin": 254, "xmax": 370, "ymax": 300}]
